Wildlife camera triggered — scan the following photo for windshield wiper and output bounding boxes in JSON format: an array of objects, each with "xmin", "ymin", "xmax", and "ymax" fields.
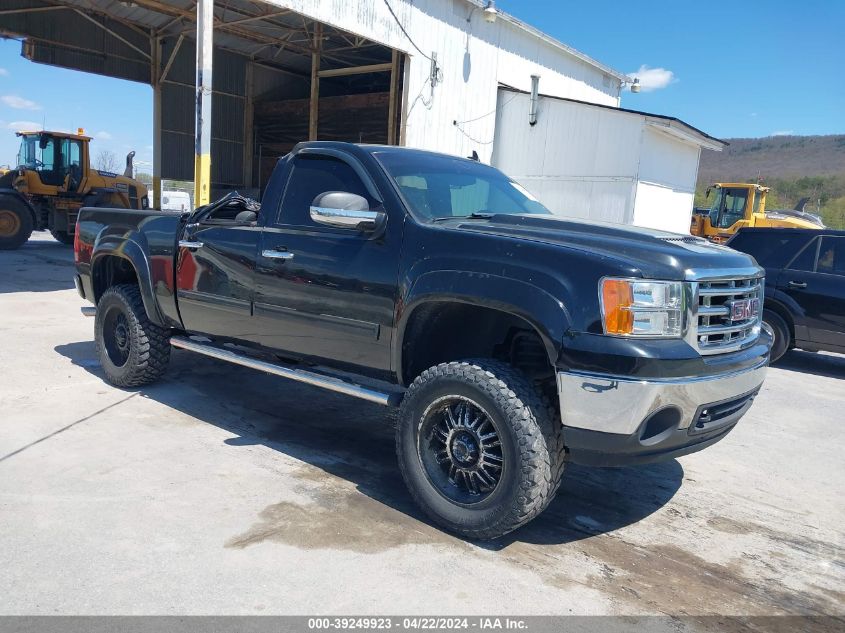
[{"xmin": 431, "ymin": 212, "xmax": 495, "ymax": 222}]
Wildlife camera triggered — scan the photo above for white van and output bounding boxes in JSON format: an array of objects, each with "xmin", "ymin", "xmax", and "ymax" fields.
[{"xmin": 156, "ymin": 191, "xmax": 193, "ymax": 212}]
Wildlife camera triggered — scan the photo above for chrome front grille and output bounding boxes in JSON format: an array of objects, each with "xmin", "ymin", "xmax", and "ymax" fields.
[{"xmin": 693, "ymin": 277, "xmax": 763, "ymax": 355}]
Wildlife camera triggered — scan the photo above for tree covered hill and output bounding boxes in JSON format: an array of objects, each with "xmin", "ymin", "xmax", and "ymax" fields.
[{"xmin": 696, "ymin": 134, "xmax": 845, "ymax": 228}]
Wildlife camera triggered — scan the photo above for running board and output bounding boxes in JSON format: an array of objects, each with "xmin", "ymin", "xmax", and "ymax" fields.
[{"xmin": 170, "ymin": 336, "xmax": 402, "ymax": 407}]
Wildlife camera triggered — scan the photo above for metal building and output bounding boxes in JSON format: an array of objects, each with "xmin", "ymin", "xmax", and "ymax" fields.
[{"xmin": 0, "ymin": 0, "xmax": 721, "ymax": 231}]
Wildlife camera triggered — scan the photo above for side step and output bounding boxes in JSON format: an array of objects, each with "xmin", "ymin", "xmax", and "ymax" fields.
[{"xmin": 170, "ymin": 336, "xmax": 403, "ymax": 407}]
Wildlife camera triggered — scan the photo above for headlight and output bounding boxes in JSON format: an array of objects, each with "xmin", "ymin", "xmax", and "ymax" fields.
[{"xmin": 600, "ymin": 278, "xmax": 684, "ymax": 337}]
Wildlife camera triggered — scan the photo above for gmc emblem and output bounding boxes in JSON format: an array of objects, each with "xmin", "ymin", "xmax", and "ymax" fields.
[{"xmin": 729, "ymin": 298, "xmax": 760, "ymax": 321}]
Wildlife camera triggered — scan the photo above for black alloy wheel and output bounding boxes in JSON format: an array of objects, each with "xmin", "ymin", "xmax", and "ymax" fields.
[{"xmin": 418, "ymin": 396, "xmax": 504, "ymax": 505}]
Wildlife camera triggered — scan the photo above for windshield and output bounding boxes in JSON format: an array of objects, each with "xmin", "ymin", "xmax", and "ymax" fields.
[
  {"xmin": 376, "ymin": 151, "xmax": 550, "ymax": 221},
  {"xmin": 17, "ymin": 135, "xmax": 43, "ymax": 170}
]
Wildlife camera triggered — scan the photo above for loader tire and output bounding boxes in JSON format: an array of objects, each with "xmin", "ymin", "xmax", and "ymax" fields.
[{"xmin": 0, "ymin": 198, "xmax": 34, "ymax": 250}]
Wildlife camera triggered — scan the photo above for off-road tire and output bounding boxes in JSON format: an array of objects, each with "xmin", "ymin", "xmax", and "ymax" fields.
[
  {"xmin": 50, "ymin": 229, "xmax": 74, "ymax": 245},
  {"xmin": 763, "ymin": 309, "xmax": 790, "ymax": 363},
  {"xmin": 0, "ymin": 197, "xmax": 34, "ymax": 250},
  {"xmin": 95, "ymin": 284, "xmax": 170, "ymax": 387},
  {"xmin": 396, "ymin": 359, "xmax": 565, "ymax": 539}
]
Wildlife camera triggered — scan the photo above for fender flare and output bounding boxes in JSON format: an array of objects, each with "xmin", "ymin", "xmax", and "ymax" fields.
[
  {"xmin": 395, "ymin": 270, "xmax": 572, "ymax": 380},
  {"xmin": 90, "ymin": 235, "xmax": 166, "ymax": 327},
  {"xmin": 0, "ymin": 188, "xmax": 37, "ymax": 225}
]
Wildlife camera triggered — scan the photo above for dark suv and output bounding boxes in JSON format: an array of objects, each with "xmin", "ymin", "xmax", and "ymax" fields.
[{"xmin": 728, "ymin": 227, "xmax": 845, "ymax": 362}]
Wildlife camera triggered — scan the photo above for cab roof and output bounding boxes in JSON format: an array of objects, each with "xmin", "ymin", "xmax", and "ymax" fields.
[{"xmin": 15, "ymin": 130, "xmax": 92, "ymax": 141}]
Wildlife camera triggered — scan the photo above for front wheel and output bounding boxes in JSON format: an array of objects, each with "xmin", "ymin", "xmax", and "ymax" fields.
[
  {"xmin": 0, "ymin": 201, "xmax": 33, "ymax": 250},
  {"xmin": 396, "ymin": 360, "xmax": 565, "ymax": 539},
  {"xmin": 763, "ymin": 309, "xmax": 790, "ymax": 364},
  {"xmin": 95, "ymin": 284, "xmax": 171, "ymax": 387}
]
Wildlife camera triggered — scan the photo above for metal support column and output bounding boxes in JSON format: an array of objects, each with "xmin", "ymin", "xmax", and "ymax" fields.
[
  {"xmin": 308, "ymin": 23, "xmax": 322, "ymax": 141},
  {"xmin": 243, "ymin": 61, "xmax": 254, "ymax": 189},
  {"xmin": 151, "ymin": 35, "xmax": 162, "ymax": 208},
  {"xmin": 194, "ymin": 0, "xmax": 213, "ymax": 207}
]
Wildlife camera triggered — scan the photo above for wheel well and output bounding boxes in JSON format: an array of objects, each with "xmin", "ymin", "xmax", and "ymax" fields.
[
  {"xmin": 92, "ymin": 255, "xmax": 138, "ymax": 303},
  {"xmin": 764, "ymin": 299, "xmax": 795, "ymax": 342},
  {"xmin": 400, "ymin": 302, "xmax": 554, "ymax": 386}
]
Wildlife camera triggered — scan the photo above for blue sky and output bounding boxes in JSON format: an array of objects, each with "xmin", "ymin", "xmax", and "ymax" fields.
[
  {"xmin": 497, "ymin": 0, "xmax": 845, "ymax": 138},
  {"xmin": 1, "ymin": 0, "xmax": 843, "ymax": 168}
]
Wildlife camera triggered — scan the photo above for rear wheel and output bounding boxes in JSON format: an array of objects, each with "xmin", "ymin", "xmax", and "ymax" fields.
[
  {"xmin": 396, "ymin": 359, "xmax": 565, "ymax": 539},
  {"xmin": 763, "ymin": 309, "xmax": 790, "ymax": 363},
  {"xmin": 50, "ymin": 229, "xmax": 74, "ymax": 245},
  {"xmin": 0, "ymin": 199, "xmax": 33, "ymax": 250},
  {"xmin": 95, "ymin": 284, "xmax": 171, "ymax": 387}
]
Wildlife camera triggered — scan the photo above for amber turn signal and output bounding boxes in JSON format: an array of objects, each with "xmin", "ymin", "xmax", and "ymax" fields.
[{"xmin": 601, "ymin": 278, "xmax": 634, "ymax": 335}]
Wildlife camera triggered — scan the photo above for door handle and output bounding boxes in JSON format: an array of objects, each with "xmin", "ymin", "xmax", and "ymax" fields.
[
  {"xmin": 261, "ymin": 249, "xmax": 294, "ymax": 260},
  {"xmin": 178, "ymin": 240, "xmax": 203, "ymax": 249},
  {"xmin": 788, "ymin": 281, "xmax": 807, "ymax": 289}
]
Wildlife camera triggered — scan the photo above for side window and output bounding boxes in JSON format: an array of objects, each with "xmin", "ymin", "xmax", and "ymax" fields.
[
  {"xmin": 787, "ymin": 237, "xmax": 818, "ymax": 272},
  {"xmin": 817, "ymin": 236, "xmax": 845, "ymax": 276},
  {"xmin": 278, "ymin": 155, "xmax": 375, "ymax": 226}
]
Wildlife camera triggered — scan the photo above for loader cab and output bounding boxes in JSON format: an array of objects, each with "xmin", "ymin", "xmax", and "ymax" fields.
[
  {"xmin": 16, "ymin": 131, "xmax": 89, "ymax": 193},
  {"xmin": 705, "ymin": 184, "xmax": 768, "ymax": 229}
]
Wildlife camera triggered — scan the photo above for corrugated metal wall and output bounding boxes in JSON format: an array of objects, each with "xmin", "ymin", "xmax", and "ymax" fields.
[
  {"xmin": 491, "ymin": 90, "xmax": 639, "ymax": 224},
  {"xmin": 159, "ymin": 39, "xmax": 248, "ymax": 185},
  {"xmin": 492, "ymin": 89, "xmax": 701, "ymax": 233}
]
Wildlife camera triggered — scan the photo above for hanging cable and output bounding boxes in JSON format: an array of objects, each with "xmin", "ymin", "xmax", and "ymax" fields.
[
  {"xmin": 381, "ymin": 0, "xmax": 434, "ymax": 63},
  {"xmin": 453, "ymin": 92, "xmax": 519, "ymax": 126}
]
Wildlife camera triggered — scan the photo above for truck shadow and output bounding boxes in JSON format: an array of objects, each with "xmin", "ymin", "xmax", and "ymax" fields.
[
  {"xmin": 55, "ymin": 341, "xmax": 683, "ymax": 549},
  {"xmin": 774, "ymin": 350, "xmax": 845, "ymax": 380}
]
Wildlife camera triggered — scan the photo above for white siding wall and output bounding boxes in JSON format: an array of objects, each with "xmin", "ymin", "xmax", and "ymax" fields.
[
  {"xmin": 266, "ymin": 0, "xmax": 620, "ymax": 161},
  {"xmin": 492, "ymin": 91, "xmax": 705, "ymax": 233},
  {"xmin": 491, "ymin": 91, "xmax": 641, "ymax": 224},
  {"xmin": 632, "ymin": 126, "xmax": 701, "ymax": 234}
]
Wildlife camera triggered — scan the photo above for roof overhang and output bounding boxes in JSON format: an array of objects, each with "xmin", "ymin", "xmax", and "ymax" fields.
[
  {"xmin": 645, "ymin": 118, "xmax": 725, "ymax": 152},
  {"xmin": 464, "ymin": 0, "xmax": 629, "ymax": 84}
]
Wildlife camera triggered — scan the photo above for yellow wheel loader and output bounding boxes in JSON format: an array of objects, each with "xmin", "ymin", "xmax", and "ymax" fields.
[
  {"xmin": 0, "ymin": 129, "xmax": 149, "ymax": 249},
  {"xmin": 690, "ymin": 183, "xmax": 825, "ymax": 243}
]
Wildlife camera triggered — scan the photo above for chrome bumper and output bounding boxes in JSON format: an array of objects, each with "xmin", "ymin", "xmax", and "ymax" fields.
[{"xmin": 556, "ymin": 361, "xmax": 768, "ymax": 436}]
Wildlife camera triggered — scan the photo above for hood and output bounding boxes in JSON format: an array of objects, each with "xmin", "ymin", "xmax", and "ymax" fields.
[{"xmin": 441, "ymin": 214, "xmax": 760, "ymax": 280}]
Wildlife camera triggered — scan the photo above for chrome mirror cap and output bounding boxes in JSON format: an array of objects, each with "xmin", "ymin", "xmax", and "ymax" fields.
[{"xmin": 310, "ymin": 206, "xmax": 383, "ymax": 231}]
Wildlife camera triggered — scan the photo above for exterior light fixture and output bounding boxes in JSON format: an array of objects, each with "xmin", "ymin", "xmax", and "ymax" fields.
[{"xmin": 483, "ymin": 1, "xmax": 498, "ymax": 23}]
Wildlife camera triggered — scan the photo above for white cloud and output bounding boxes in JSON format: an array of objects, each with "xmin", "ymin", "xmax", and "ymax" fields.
[
  {"xmin": 95, "ymin": 130, "xmax": 113, "ymax": 141},
  {"xmin": 7, "ymin": 120, "xmax": 41, "ymax": 131},
  {"xmin": 1, "ymin": 95, "xmax": 41, "ymax": 110},
  {"xmin": 627, "ymin": 65, "xmax": 677, "ymax": 92},
  {"xmin": 771, "ymin": 130, "xmax": 794, "ymax": 136},
  {"xmin": 0, "ymin": 68, "xmax": 9, "ymax": 77}
]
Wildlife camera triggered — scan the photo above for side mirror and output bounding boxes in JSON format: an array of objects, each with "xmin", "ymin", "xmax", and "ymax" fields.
[
  {"xmin": 310, "ymin": 191, "xmax": 386, "ymax": 232},
  {"xmin": 234, "ymin": 210, "xmax": 257, "ymax": 224}
]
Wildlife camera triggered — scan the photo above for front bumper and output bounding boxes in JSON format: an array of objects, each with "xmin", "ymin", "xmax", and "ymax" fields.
[{"xmin": 558, "ymin": 359, "xmax": 768, "ymax": 466}]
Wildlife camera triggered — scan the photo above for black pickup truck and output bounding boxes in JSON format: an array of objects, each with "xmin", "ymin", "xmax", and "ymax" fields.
[{"xmin": 74, "ymin": 142, "xmax": 771, "ymax": 539}]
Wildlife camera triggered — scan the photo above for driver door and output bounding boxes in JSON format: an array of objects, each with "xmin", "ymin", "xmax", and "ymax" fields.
[
  {"xmin": 175, "ymin": 201, "xmax": 262, "ymax": 341},
  {"xmin": 251, "ymin": 151, "xmax": 400, "ymax": 373}
]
